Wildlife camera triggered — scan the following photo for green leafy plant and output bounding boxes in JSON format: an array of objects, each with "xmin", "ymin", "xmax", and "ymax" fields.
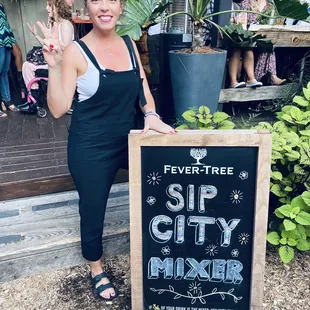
[
  {"xmin": 116, "ymin": 0, "xmax": 173, "ymax": 40},
  {"xmin": 221, "ymin": 24, "xmax": 274, "ymax": 53},
  {"xmin": 254, "ymin": 82, "xmax": 310, "ymax": 263},
  {"xmin": 267, "ymin": 193, "xmax": 310, "ymax": 263},
  {"xmin": 118, "ymin": 0, "xmax": 309, "ymax": 48},
  {"xmin": 175, "ymin": 106, "xmax": 235, "ymax": 130}
]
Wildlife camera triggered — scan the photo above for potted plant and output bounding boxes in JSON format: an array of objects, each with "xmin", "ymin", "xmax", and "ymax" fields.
[
  {"xmin": 161, "ymin": 0, "xmax": 310, "ymax": 118},
  {"xmin": 116, "ymin": 0, "xmax": 173, "ymax": 75}
]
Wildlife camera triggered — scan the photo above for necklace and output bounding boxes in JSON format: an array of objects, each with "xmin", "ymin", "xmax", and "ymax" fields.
[{"xmin": 102, "ymin": 45, "xmax": 114, "ymax": 56}]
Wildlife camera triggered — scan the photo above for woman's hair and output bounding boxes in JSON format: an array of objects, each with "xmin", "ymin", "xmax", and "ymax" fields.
[
  {"xmin": 250, "ymin": 0, "xmax": 260, "ymax": 11},
  {"xmin": 50, "ymin": 0, "xmax": 72, "ymax": 22}
]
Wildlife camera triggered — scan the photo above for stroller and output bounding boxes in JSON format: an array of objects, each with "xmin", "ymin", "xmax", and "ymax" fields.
[{"xmin": 19, "ymin": 69, "xmax": 48, "ymax": 118}]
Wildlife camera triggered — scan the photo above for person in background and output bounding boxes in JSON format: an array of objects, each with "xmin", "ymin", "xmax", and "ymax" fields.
[
  {"xmin": 239, "ymin": 0, "xmax": 286, "ymax": 85},
  {"xmin": 41, "ymin": 0, "xmax": 176, "ymax": 301},
  {"xmin": 0, "ymin": 3, "xmax": 20, "ymax": 117},
  {"xmin": 228, "ymin": 0, "xmax": 262, "ymax": 88},
  {"xmin": 65, "ymin": 0, "xmax": 75, "ymax": 8},
  {"xmin": 11, "ymin": 43, "xmax": 27, "ymax": 99},
  {"xmin": 23, "ymin": 0, "xmax": 74, "ymax": 103}
]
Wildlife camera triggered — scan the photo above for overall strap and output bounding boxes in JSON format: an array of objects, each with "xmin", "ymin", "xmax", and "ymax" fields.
[
  {"xmin": 122, "ymin": 35, "xmax": 139, "ymax": 71},
  {"xmin": 75, "ymin": 40, "xmax": 103, "ymax": 72},
  {"xmin": 121, "ymin": 35, "xmax": 147, "ymax": 107}
]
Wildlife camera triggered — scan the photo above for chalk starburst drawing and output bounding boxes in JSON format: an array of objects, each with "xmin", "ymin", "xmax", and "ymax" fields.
[
  {"xmin": 205, "ymin": 244, "xmax": 218, "ymax": 256},
  {"xmin": 231, "ymin": 249, "xmax": 239, "ymax": 257},
  {"xmin": 161, "ymin": 246, "xmax": 170, "ymax": 256},
  {"xmin": 239, "ymin": 171, "xmax": 248, "ymax": 180},
  {"xmin": 230, "ymin": 190, "xmax": 243, "ymax": 204},
  {"xmin": 238, "ymin": 233, "xmax": 250, "ymax": 245},
  {"xmin": 146, "ymin": 196, "xmax": 156, "ymax": 206},
  {"xmin": 147, "ymin": 172, "xmax": 162, "ymax": 185},
  {"xmin": 189, "ymin": 282, "xmax": 202, "ymax": 294}
]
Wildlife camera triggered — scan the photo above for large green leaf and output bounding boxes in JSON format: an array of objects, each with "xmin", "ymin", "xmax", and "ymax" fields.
[
  {"xmin": 117, "ymin": 0, "xmax": 173, "ymax": 39},
  {"xmin": 273, "ymin": 0, "xmax": 310, "ymax": 21},
  {"xmin": 116, "ymin": 24, "xmax": 142, "ymax": 40},
  {"xmin": 279, "ymin": 245, "xmax": 295, "ymax": 264}
]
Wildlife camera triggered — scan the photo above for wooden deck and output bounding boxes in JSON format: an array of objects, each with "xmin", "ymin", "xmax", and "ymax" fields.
[{"xmin": 0, "ymin": 111, "xmax": 128, "ymax": 201}]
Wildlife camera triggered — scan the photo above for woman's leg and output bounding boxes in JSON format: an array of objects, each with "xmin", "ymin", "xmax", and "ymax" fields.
[
  {"xmin": 228, "ymin": 48, "xmax": 242, "ymax": 87},
  {"xmin": 243, "ymin": 49, "xmax": 256, "ymax": 82},
  {"xmin": 0, "ymin": 48, "xmax": 12, "ymax": 102},
  {"xmin": 255, "ymin": 52, "xmax": 286, "ymax": 85},
  {"xmin": 22, "ymin": 61, "xmax": 48, "ymax": 89},
  {"xmin": 68, "ymin": 152, "xmax": 126, "ymax": 299}
]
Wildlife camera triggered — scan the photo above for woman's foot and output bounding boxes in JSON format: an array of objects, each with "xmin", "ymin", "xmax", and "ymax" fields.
[
  {"xmin": 231, "ymin": 81, "xmax": 246, "ymax": 88},
  {"xmin": 0, "ymin": 110, "xmax": 7, "ymax": 118},
  {"xmin": 90, "ymin": 262, "xmax": 116, "ymax": 300},
  {"xmin": 1, "ymin": 101, "xmax": 19, "ymax": 112},
  {"xmin": 271, "ymin": 75, "xmax": 286, "ymax": 86},
  {"xmin": 246, "ymin": 79, "xmax": 263, "ymax": 88}
]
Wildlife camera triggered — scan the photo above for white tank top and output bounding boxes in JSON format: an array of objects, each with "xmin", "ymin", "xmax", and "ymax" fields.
[{"xmin": 74, "ymin": 41, "xmax": 134, "ymax": 102}]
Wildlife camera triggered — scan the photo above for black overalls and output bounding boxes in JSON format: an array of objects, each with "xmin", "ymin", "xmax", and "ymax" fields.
[{"xmin": 68, "ymin": 35, "xmax": 146, "ymax": 261}]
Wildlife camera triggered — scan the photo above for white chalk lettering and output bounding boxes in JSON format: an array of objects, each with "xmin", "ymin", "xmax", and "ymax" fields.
[
  {"xmin": 216, "ymin": 218, "xmax": 241, "ymax": 247},
  {"xmin": 166, "ymin": 184, "xmax": 185, "ymax": 212},
  {"xmin": 188, "ymin": 216, "xmax": 216, "ymax": 245},
  {"xmin": 150, "ymin": 215, "xmax": 173, "ymax": 243}
]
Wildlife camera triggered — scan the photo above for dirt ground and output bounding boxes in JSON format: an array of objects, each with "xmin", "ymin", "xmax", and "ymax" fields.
[{"xmin": 0, "ymin": 248, "xmax": 309, "ymax": 310}]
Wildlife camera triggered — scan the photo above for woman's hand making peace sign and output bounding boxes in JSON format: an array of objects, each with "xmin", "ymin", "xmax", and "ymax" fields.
[{"xmin": 37, "ymin": 22, "xmax": 65, "ymax": 68}]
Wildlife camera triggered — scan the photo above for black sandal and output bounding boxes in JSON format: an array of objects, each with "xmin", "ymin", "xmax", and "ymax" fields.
[{"xmin": 89, "ymin": 271, "xmax": 118, "ymax": 301}]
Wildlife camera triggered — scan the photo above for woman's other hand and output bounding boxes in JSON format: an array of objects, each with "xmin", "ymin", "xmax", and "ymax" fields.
[
  {"xmin": 142, "ymin": 115, "xmax": 177, "ymax": 134},
  {"xmin": 27, "ymin": 23, "xmax": 37, "ymax": 36},
  {"xmin": 36, "ymin": 21, "xmax": 52, "ymax": 39}
]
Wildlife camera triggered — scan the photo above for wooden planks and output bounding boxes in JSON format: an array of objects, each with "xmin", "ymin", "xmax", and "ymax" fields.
[
  {"xmin": 249, "ymin": 25, "xmax": 310, "ymax": 47},
  {"xmin": 0, "ymin": 140, "xmax": 129, "ymax": 201},
  {"xmin": 219, "ymin": 84, "xmax": 298, "ymax": 104},
  {"xmin": 0, "ymin": 183, "xmax": 130, "ymax": 283}
]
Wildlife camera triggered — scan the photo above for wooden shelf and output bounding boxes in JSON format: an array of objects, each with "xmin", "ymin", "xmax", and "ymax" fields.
[
  {"xmin": 72, "ymin": 18, "xmax": 92, "ymax": 24},
  {"xmin": 249, "ymin": 25, "xmax": 310, "ymax": 47}
]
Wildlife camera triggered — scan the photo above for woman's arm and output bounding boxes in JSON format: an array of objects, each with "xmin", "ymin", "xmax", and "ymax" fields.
[
  {"xmin": 58, "ymin": 20, "xmax": 74, "ymax": 47},
  {"xmin": 131, "ymin": 39, "xmax": 176, "ymax": 134},
  {"xmin": 47, "ymin": 42, "xmax": 78, "ymax": 118},
  {"xmin": 131, "ymin": 39, "xmax": 156, "ymax": 114}
]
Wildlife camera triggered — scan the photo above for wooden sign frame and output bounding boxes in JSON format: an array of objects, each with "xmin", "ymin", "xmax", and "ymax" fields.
[{"xmin": 129, "ymin": 130, "xmax": 272, "ymax": 310}]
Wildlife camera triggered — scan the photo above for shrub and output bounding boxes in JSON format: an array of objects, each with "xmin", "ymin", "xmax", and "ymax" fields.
[{"xmin": 254, "ymin": 82, "xmax": 310, "ymax": 263}]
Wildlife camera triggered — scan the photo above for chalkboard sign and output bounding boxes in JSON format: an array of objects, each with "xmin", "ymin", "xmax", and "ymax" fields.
[{"xmin": 129, "ymin": 131, "xmax": 272, "ymax": 310}]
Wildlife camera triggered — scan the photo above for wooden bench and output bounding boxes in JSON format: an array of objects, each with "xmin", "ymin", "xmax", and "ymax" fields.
[
  {"xmin": 219, "ymin": 84, "xmax": 298, "ymax": 104},
  {"xmin": 0, "ymin": 140, "xmax": 128, "ymax": 201}
]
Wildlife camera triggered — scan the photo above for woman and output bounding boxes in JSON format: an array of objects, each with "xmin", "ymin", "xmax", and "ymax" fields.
[
  {"xmin": 22, "ymin": 0, "xmax": 74, "ymax": 102},
  {"xmin": 0, "ymin": 3, "xmax": 19, "ymax": 117},
  {"xmin": 40, "ymin": 0, "xmax": 176, "ymax": 302},
  {"xmin": 228, "ymin": 0, "xmax": 262, "ymax": 88},
  {"xmin": 240, "ymin": 0, "xmax": 286, "ymax": 85}
]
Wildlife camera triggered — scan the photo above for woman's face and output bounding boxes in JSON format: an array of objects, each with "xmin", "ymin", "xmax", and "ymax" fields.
[
  {"xmin": 86, "ymin": 0, "xmax": 123, "ymax": 32},
  {"xmin": 65, "ymin": 0, "xmax": 75, "ymax": 7},
  {"xmin": 46, "ymin": 2, "xmax": 53, "ymax": 18}
]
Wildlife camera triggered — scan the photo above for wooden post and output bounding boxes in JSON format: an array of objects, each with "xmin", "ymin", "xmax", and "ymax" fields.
[
  {"xmin": 212, "ymin": 0, "xmax": 233, "ymax": 47},
  {"xmin": 129, "ymin": 130, "xmax": 272, "ymax": 310}
]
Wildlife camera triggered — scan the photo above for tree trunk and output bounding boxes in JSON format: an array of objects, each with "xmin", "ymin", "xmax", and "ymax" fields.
[
  {"xmin": 135, "ymin": 31, "xmax": 151, "ymax": 76},
  {"xmin": 192, "ymin": 23, "xmax": 206, "ymax": 50}
]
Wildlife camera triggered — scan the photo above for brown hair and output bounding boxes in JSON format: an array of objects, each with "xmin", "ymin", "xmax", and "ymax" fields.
[{"xmin": 49, "ymin": 0, "xmax": 72, "ymax": 22}]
